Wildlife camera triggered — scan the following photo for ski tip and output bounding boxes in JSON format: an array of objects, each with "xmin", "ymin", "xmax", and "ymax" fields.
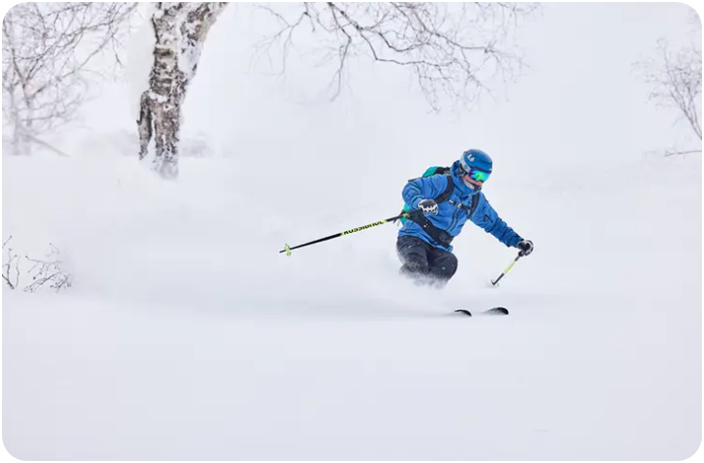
[
  {"xmin": 488, "ymin": 307, "xmax": 509, "ymax": 315},
  {"xmin": 452, "ymin": 307, "xmax": 509, "ymax": 317}
]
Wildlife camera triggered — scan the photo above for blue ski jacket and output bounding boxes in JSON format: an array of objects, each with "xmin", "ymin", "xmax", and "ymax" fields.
[{"xmin": 399, "ymin": 161, "xmax": 522, "ymax": 252}]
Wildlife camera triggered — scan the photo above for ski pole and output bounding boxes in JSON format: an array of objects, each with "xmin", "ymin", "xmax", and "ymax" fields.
[
  {"xmin": 491, "ymin": 253, "xmax": 523, "ymax": 286},
  {"xmin": 280, "ymin": 213, "xmax": 407, "ymax": 256}
]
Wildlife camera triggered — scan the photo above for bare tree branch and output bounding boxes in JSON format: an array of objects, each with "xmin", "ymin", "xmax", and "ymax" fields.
[
  {"xmin": 24, "ymin": 244, "xmax": 72, "ymax": 292},
  {"xmin": 2, "ymin": 238, "xmax": 74, "ymax": 292},
  {"xmin": 21, "ymin": 132, "xmax": 72, "ymax": 157},
  {"xmin": 2, "ymin": 236, "xmax": 20, "ymax": 290},
  {"xmin": 253, "ymin": 2, "xmax": 537, "ymax": 111},
  {"xmin": 635, "ymin": 20, "xmax": 702, "ymax": 150},
  {"xmin": 664, "ymin": 149, "xmax": 702, "ymax": 157},
  {"xmin": 2, "ymin": 3, "xmax": 137, "ymax": 155}
]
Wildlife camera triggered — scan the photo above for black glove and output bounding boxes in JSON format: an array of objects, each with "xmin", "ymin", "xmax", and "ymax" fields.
[
  {"xmin": 417, "ymin": 199, "xmax": 439, "ymax": 215},
  {"xmin": 516, "ymin": 239, "xmax": 534, "ymax": 256}
]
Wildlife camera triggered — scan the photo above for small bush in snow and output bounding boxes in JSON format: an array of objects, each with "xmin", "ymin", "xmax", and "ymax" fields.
[
  {"xmin": 24, "ymin": 244, "xmax": 73, "ymax": 293},
  {"xmin": 2, "ymin": 237, "xmax": 73, "ymax": 293},
  {"xmin": 2, "ymin": 236, "xmax": 20, "ymax": 290}
]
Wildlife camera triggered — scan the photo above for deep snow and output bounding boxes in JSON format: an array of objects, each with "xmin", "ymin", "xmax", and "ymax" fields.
[
  {"xmin": 3, "ymin": 152, "xmax": 700, "ymax": 460},
  {"xmin": 2, "ymin": 2, "xmax": 702, "ymax": 460}
]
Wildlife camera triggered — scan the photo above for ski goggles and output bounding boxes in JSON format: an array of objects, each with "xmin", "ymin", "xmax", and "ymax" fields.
[{"xmin": 461, "ymin": 167, "xmax": 491, "ymax": 183}]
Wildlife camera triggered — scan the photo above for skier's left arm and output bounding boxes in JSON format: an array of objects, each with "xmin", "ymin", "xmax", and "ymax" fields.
[{"xmin": 470, "ymin": 194, "xmax": 524, "ymax": 248}]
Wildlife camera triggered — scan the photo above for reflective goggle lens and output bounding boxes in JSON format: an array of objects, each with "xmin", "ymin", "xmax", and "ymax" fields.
[
  {"xmin": 461, "ymin": 166, "xmax": 490, "ymax": 183},
  {"xmin": 470, "ymin": 169, "xmax": 490, "ymax": 182}
]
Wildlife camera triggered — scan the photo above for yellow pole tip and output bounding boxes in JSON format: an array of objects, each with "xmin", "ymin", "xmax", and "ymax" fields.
[{"xmin": 284, "ymin": 244, "xmax": 291, "ymax": 256}]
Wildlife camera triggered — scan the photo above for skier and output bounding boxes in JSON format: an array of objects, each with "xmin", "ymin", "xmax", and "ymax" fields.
[{"xmin": 397, "ymin": 149, "xmax": 533, "ymax": 286}]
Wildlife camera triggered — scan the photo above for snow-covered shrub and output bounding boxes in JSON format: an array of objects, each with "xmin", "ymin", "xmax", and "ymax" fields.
[{"xmin": 3, "ymin": 236, "xmax": 72, "ymax": 293}]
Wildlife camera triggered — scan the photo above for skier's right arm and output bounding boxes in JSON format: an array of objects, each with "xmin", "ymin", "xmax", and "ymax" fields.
[{"xmin": 402, "ymin": 176, "xmax": 448, "ymax": 209}]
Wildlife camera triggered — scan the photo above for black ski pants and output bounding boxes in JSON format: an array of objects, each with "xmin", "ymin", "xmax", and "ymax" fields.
[{"xmin": 396, "ymin": 235, "xmax": 458, "ymax": 286}]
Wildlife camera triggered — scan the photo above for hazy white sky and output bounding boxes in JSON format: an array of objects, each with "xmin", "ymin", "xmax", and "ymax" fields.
[{"xmin": 79, "ymin": 2, "xmax": 700, "ymax": 185}]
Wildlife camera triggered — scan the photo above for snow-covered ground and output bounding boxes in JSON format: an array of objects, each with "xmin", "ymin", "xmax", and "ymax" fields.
[{"xmin": 3, "ymin": 2, "xmax": 701, "ymax": 460}]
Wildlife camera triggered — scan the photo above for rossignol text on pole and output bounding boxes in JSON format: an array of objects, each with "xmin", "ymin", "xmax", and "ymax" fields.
[{"xmin": 280, "ymin": 214, "xmax": 407, "ymax": 256}]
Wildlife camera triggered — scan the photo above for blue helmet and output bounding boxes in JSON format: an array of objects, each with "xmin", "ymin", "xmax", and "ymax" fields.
[{"xmin": 459, "ymin": 149, "xmax": 493, "ymax": 174}]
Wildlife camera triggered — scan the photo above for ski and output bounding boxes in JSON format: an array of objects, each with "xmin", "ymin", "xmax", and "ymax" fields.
[{"xmin": 453, "ymin": 307, "xmax": 509, "ymax": 317}]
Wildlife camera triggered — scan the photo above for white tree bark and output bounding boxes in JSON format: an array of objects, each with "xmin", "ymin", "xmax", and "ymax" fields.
[{"xmin": 137, "ymin": 2, "xmax": 226, "ymax": 179}]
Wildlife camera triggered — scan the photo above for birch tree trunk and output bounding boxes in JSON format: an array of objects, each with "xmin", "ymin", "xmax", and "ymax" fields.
[{"xmin": 138, "ymin": 2, "xmax": 226, "ymax": 179}]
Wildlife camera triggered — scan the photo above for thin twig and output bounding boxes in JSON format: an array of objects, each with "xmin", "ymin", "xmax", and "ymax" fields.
[
  {"xmin": 254, "ymin": 2, "xmax": 536, "ymax": 111},
  {"xmin": 664, "ymin": 149, "xmax": 702, "ymax": 157}
]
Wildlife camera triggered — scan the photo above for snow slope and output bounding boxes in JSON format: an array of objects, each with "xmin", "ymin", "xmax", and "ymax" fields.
[
  {"xmin": 3, "ymin": 153, "xmax": 701, "ymax": 460},
  {"xmin": 2, "ymin": 2, "xmax": 701, "ymax": 460}
]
